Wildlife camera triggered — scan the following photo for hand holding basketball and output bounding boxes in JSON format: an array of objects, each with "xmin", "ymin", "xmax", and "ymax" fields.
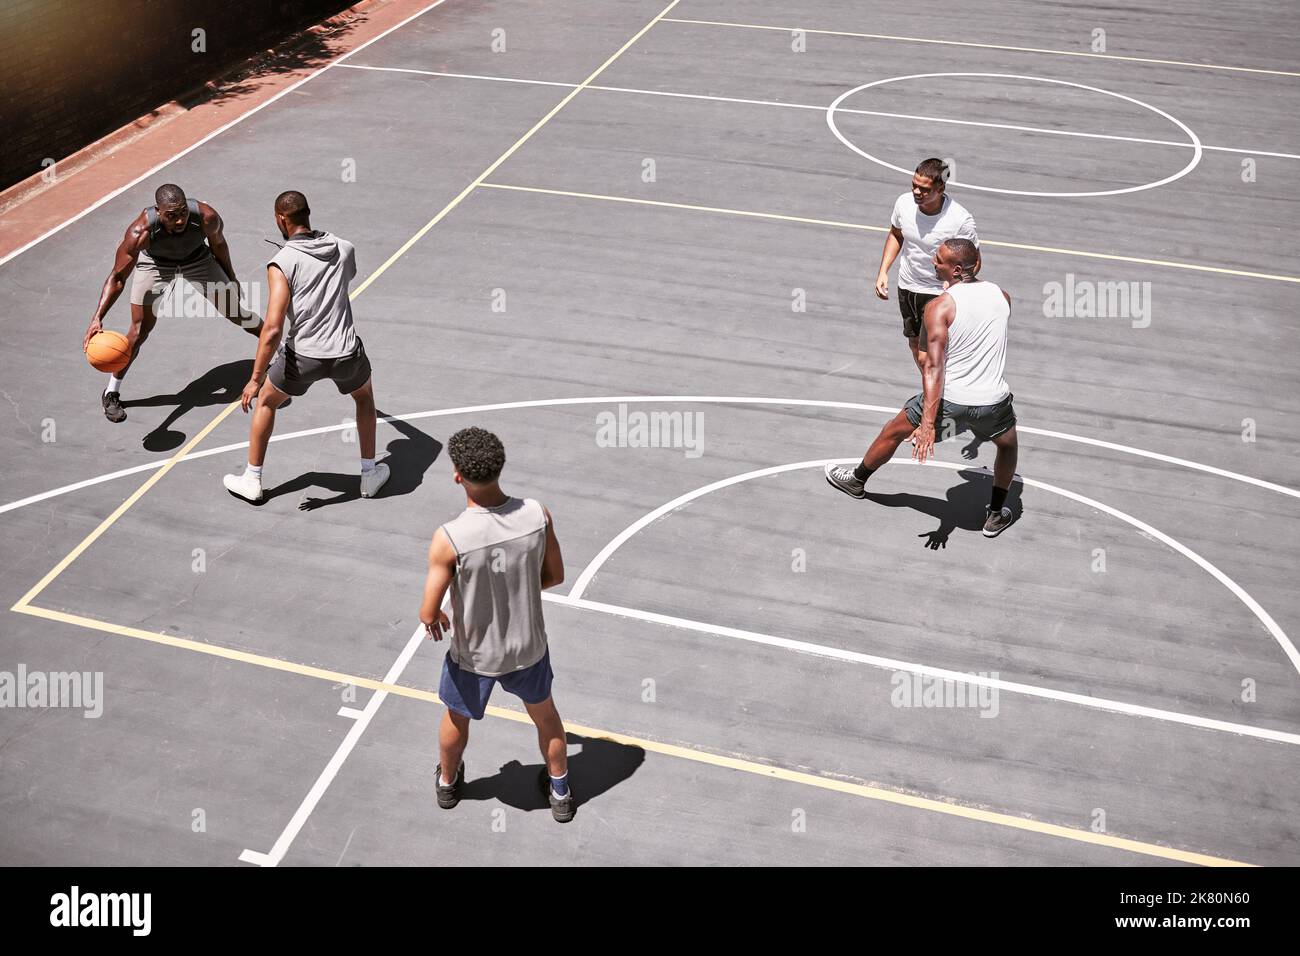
[
  {"xmin": 83, "ymin": 317, "xmax": 103, "ymax": 352},
  {"xmin": 85, "ymin": 330, "xmax": 131, "ymax": 373}
]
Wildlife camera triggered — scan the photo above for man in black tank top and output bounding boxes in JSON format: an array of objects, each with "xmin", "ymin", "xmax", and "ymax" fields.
[{"xmin": 82, "ymin": 183, "xmax": 264, "ymax": 423}]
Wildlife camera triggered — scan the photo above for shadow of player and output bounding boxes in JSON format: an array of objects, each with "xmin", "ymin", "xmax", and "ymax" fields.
[
  {"xmin": 125, "ymin": 359, "xmax": 253, "ymax": 452},
  {"xmin": 456, "ymin": 733, "xmax": 646, "ymax": 815},
  {"xmin": 258, "ymin": 411, "xmax": 441, "ymax": 510},
  {"xmin": 866, "ymin": 468, "xmax": 1023, "ymax": 550}
]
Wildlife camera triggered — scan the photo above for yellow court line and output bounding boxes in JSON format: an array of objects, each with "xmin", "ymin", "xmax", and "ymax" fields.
[
  {"xmin": 13, "ymin": 602, "xmax": 1250, "ymax": 867},
  {"xmin": 350, "ymin": 0, "xmax": 685, "ymax": 299},
  {"xmin": 12, "ymin": 0, "xmax": 686, "ymax": 610},
  {"xmin": 12, "ymin": 401, "xmax": 242, "ymax": 610},
  {"xmin": 662, "ymin": 16, "xmax": 1300, "ymax": 79},
  {"xmin": 479, "ymin": 182, "xmax": 1300, "ymax": 284}
]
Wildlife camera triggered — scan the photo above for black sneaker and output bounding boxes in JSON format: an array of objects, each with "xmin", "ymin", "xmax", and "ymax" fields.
[
  {"xmin": 102, "ymin": 390, "xmax": 126, "ymax": 423},
  {"xmin": 434, "ymin": 761, "xmax": 464, "ymax": 809},
  {"xmin": 537, "ymin": 768, "xmax": 575, "ymax": 823},
  {"xmin": 982, "ymin": 506, "xmax": 1014, "ymax": 538}
]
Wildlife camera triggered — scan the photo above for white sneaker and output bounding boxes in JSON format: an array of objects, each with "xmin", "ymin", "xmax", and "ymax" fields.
[
  {"xmin": 223, "ymin": 471, "xmax": 263, "ymax": 502},
  {"xmin": 360, "ymin": 462, "xmax": 390, "ymax": 498}
]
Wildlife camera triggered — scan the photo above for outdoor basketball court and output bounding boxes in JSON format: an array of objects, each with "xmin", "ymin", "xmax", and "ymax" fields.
[{"xmin": 1, "ymin": 0, "xmax": 1297, "ymax": 866}]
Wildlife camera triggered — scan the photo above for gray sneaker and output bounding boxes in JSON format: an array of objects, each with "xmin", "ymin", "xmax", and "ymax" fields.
[
  {"xmin": 824, "ymin": 463, "xmax": 866, "ymax": 499},
  {"xmin": 538, "ymin": 768, "xmax": 575, "ymax": 823},
  {"xmin": 982, "ymin": 506, "xmax": 1014, "ymax": 538},
  {"xmin": 434, "ymin": 761, "xmax": 464, "ymax": 809}
]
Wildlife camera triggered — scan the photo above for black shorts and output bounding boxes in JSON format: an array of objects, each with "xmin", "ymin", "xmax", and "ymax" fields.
[
  {"xmin": 898, "ymin": 288, "xmax": 939, "ymax": 342},
  {"xmin": 905, "ymin": 392, "xmax": 1017, "ymax": 442},
  {"xmin": 268, "ymin": 339, "xmax": 371, "ymax": 397}
]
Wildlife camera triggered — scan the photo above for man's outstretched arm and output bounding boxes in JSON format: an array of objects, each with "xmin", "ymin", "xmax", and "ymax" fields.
[{"xmin": 84, "ymin": 216, "xmax": 147, "ymax": 349}]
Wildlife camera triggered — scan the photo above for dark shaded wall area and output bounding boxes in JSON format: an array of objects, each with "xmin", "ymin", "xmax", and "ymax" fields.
[{"xmin": 1, "ymin": 0, "xmax": 355, "ymax": 190}]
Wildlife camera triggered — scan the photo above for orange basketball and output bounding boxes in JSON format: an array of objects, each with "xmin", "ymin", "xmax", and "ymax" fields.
[{"xmin": 87, "ymin": 330, "xmax": 131, "ymax": 373}]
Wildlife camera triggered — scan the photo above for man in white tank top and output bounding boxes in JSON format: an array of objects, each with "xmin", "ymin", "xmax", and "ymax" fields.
[
  {"xmin": 419, "ymin": 427, "xmax": 575, "ymax": 821},
  {"xmin": 827, "ymin": 238, "xmax": 1020, "ymax": 537}
]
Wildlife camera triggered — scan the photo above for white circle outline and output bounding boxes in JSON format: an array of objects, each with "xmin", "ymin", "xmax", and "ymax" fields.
[{"xmin": 826, "ymin": 72, "xmax": 1204, "ymax": 198}]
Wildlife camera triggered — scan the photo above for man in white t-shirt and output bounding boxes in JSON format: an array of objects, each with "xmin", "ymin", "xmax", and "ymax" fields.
[{"xmin": 874, "ymin": 158, "xmax": 979, "ymax": 371}]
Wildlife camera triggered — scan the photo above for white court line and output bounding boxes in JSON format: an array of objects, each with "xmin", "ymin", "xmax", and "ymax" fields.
[
  {"xmin": 335, "ymin": 62, "xmax": 1300, "ymax": 160},
  {"xmin": 660, "ymin": 16, "xmax": 1300, "ymax": 80},
  {"xmin": 0, "ymin": 0, "xmax": 453, "ymax": 268},
  {"xmin": 827, "ymin": 73, "xmax": 1204, "ymax": 199},
  {"xmin": 542, "ymin": 593, "xmax": 1300, "ymax": 747},
  {"xmin": 565, "ymin": 457, "xmax": 1300, "ymax": 677},
  {"xmin": 3, "ymin": 395, "xmax": 1297, "ymax": 519},
  {"xmin": 337, "ymin": 706, "xmax": 366, "ymax": 720},
  {"xmin": 239, "ymin": 624, "xmax": 426, "ymax": 867}
]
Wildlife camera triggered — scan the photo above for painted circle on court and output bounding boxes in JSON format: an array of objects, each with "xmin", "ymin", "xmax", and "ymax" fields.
[{"xmin": 826, "ymin": 72, "xmax": 1204, "ymax": 198}]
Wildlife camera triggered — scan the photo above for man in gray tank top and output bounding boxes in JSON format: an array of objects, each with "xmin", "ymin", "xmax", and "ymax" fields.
[
  {"xmin": 223, "ymin": 191, "xmax": 389, "ymax": 503},
  {"xmin": 419, "ymin": 427, "xmax": 574, "ymax": 822},
  {"xmin": 826, "ymin": 238, "xmax": 1021, "ymax": 539},
  {"xmin": 83, "ymin": 183, "xmax": 263, "ymax": 423}
]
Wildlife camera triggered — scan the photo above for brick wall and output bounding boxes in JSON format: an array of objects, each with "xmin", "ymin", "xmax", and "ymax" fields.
[{"xmin": 0, "ymin": 0, "xmax": 354, "ymax": 190}]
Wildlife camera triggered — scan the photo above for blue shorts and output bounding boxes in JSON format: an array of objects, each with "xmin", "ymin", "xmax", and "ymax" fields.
[{"xmin": 440, "ymin": 650, "xmax": 554, "ymax": 720}]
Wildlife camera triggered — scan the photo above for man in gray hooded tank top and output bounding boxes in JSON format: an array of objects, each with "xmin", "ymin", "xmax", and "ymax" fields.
[
  {"xmin": 419, "ymin": 427, "xmax": 574, "ymax": 822},
  {"xmin": 223, "ymin": 191, "xmax": 389, "ymax": 503}
]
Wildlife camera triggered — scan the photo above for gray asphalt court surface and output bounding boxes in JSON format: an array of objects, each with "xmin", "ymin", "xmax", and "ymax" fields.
[{"xmin": 1, "ymin": 0, "xmax": 1298, "ymax": 866}]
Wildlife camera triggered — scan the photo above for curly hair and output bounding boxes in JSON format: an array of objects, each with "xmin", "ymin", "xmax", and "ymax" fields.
[{"xmin": 449, "ymin": 427, "xmax": 506, "ymax": 483}]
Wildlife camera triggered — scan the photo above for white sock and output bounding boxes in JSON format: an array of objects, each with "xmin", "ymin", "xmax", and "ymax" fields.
[
  {"xmin": 105, "ymin": 374, "xmax": 124, "ymax": 393},
  {"xmin": 244, "ymin": 464, "xmax": 263, "ymax": 481},
  {"xmin": 360, "ymin": 457, "xmax": 375, "ymax": 474}
]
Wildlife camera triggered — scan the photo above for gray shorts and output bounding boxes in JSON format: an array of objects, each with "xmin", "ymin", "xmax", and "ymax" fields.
[
  {"xmin": 268, "ymin": 339, "xmax": 372, "ymax": 397},
  {"xmin": 905, "ymin": 392, "xmax": 1017, "ymax": 442},
  {"xmin": 130, "ymin": 252, "xmax": 234, "ymax": 308}
]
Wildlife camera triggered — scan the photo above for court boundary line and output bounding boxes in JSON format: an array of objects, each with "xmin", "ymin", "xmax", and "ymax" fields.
[
  {"xmin": 2, "ymin": 7, "xmax": 1279, "ymax": 869},
  {"xmin": 7, "ymin": 604, "xmax": 1253, "ymax": 867},
  {"xmin": 660, "ymin": 16, "xmax": 1300, "ymax": 79},
  {"xmin": 335, "ymin": 62, "xmax": 1300, "ymax": 161},
  {"xmin": 478, "ymin": 183, "xmax": 1300, "ymax": 284},
  {"xmin": 239, "ymin": 623, "xmax": 427, "ymax": 867}
]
